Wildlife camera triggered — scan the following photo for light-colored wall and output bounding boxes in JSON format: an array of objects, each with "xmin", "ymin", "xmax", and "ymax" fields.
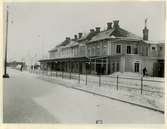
[
  {"xmin": 109, "ymin": 55, "xmax": 121, "ymax": 73},
  {"xmin": 48, "ymin": 40, "xmax": 164, "ymax": 67},
  {"xmin": 158, "ymin": 44, "xmax": 165, "ymax": 57},
  {"xmin": 148, "ymin": 44, "xmax": 165, "ymax": 57},
  {"xmin": 124, "ymin": 55, "xmax": 158, "ymax": 76},
  {"xmin": 110, "ymin": 40, "xmax": 149, "ymax": 56},
  {"xmin": 148, "ymin": 44, "xmax": 158, "ymax": 57},
  {"xmin": 79, "ymin": 45, "xmax": 86, "ymax": 57},
  {"xmin": 87, "ymin": 40, "xmax": 109, "ymax": 57}
]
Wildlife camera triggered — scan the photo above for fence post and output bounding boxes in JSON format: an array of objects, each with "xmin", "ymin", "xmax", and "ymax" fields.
[
  {"xmin": 86, "ymin": 70, "xmax": 87, "ymax": 85},
  {"xmin": 117, "ymin": 75, "xmax": 119, "ymax": 90},
  {"xmin": 70, "ymin": 70, "xmax": 71, "ymax": 80},
  {"xmin": 62, "ymin": 70, "xmax": 63, "ymax": 79},
  {"xmin": 50, "ymin": 70, "xmax": 53, "ymax": 79},
  {"xmin": 99, "ymin": 74, "xmax": 101, "ymax": 87},
  {"xmin": 141, "ymin": 76, "xmax": 143, "ymax": 94},
  {"xmin": 42, "ymin": 70, "xmax": 44, "ymax": 79},
  {"xmin": 78, "ymin": 72, "xmax": 80, "ymax": 83}
]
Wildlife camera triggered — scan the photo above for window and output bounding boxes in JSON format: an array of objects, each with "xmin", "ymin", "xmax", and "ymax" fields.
[
  {"xmin": 92, "ymin": 46, "xmax": 95, "ymax": 56},
  {"xmin": 112, "ymin": 63, "xmax": 115, "ymax": 72},
  {"xmin": 96, "ymin": 45, "xmax": 100, "ymax": 56},
  {"xmin": 152, "ymin": 47, "xmax": 155, "ymax": 50},
  {"xmin": 116, "ymin": 45, "xmax": 121, "ymax": 53},
  {"xmin": 103, "ymin": 44, "xmax": 107, "ymax": 55},
  {"xmin": 134, "ymin": 47, "xmax": 138, "ymax": 54},
  {"xmin": 145, "ymin": 47, "xmax": 148, "ymax": 56},
  {"xmin": 127, "ymin": 46, "xmax": 131, "ymax": 54},
  {"xmin": 74, "ymin": 48, "xmax": 76, "ymax": 56},
  {"xmin": 134, "ymin": 63, "xmax": 139, "ymax": 72},
  {"xmin": 73, "ymin": 48, "xmax": 75, "ymax": 56},
  {"xmin": 160, "ymin": 47, "xmax": 162, "ymax": 50},
  {"xmin": 88, "ymin": 48, "xmax": 91, "ymax": 56},
  {"xmin": 80, "ymin": 46, "xmax": 85, "ymax": 56}
]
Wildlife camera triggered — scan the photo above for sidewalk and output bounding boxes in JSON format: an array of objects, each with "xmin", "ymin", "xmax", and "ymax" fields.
[{"xmin": 34, "ymin": 72, "xmax": 164, "ymax": 113}]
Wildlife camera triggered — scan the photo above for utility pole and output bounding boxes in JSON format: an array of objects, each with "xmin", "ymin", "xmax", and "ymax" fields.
[{"xmin": 3, "ymin": 6, "xmax": 9, "ymax": 78}]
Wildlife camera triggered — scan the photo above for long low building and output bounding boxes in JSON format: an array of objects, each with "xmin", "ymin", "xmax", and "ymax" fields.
[{"xmin": 39, "ymin": 20, "xmax": 164, "ymax": 77}]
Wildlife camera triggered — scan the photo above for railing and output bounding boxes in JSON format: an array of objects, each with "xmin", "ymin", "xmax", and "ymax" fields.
[{"xmin": 31, "ymin": 69, "xmax": 164, "ymax": 96}]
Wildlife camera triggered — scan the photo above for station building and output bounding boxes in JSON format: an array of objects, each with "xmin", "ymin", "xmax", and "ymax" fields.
[{"xmin": 39, "ymin": 20, "xmax": 164, "ymax": 77}]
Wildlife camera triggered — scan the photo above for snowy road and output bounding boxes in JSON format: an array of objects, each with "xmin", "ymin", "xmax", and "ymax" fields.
[{"xmin": 3, "ymin": 68, "xmax": 164, "ymax": 123}]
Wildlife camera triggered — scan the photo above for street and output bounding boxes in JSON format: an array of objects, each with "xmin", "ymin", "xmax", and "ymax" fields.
[{"xmin": 3, "ymin": 68, "xmax": 164, "ymax": 123}]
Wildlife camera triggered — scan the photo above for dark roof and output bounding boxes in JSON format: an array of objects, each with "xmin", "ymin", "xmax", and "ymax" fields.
[
  {"xmin": 88, "ymin": 27, "xmax": 142, "ymax": 43},
  {"xmin": 63, "ymin": 40, "xmax": 79, "ymax": 48},
  {"xmin": 89, "ymin": 29, "xmax": 114, "ymax": 42},
  {"xmin": 49, "ymin": 23, "xmax": 143, "ymax": 52},
  {"xmin": 114, "ymin": 28, "xmax": 142, "ymax": 39},
  {"xmin": 39, "ymin": 56, "xmax": 89, "ymax": 62},
  {"xmin": 48, "ymin": 46, "xmax": 58, "ymax": 52},
  {"xmin": 77, "ymin": 31, "xmax": 97, "ymax": 42},
  {"xmin": 59, "ymin": 39, "xmax": 71, "ymax": 46},
  {"xmin": 49, "ymin": 38, "xmax": 72, "ymax": 52}
]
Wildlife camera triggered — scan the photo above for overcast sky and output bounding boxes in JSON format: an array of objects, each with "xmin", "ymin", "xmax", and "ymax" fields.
[{"xmin": 4, "ymin": 2, "xmax": 165, "ymax": 64}]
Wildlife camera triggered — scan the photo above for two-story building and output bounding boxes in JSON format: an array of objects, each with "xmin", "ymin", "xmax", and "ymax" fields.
[{"xmin": 39, "ymin": 20, "xmax": 164, "ymax": 77}]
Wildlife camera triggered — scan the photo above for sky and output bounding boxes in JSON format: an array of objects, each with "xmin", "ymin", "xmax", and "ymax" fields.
[{"xmin": 4, "ymin": 2, "xmax": 165, "ymax": 65}]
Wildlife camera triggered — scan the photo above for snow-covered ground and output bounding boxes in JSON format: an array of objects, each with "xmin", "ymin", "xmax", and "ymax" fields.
[
  {"xmin": 4, "ymin": 68, "xmax": 164, "ymax": 123},
  {"xmin": 34, "ymin": 70, "xmax": 164, "ymax": 111}
]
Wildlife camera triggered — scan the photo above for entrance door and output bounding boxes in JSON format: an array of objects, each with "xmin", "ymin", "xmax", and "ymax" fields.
[
  {"xmin": 96, "ymin": 64, "xmax": 101, "ymax": 75},
  {"xmin": 134, "ymin": 63, "xmax": 140, "ymax": 72},
  {"xmin": 153, "ymin": 61, "xmax": 164, "ymax": 77}
]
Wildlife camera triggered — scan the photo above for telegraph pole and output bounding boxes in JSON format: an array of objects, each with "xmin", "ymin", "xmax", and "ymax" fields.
[{"xmin": 3, "ymin": 6, "xmax": 9, "ymax": 78}]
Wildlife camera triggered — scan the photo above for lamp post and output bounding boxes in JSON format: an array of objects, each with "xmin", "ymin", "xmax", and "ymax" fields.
[{"xmin": 3, "ymin": 6, "xmax": 9, "ymax": 78}]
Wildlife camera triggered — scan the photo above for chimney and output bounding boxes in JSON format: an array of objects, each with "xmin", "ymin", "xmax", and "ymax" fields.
[
  {"xmin": 143, "ymin": 18, "xmax": 149, "ymax": 40},
  {"xmin": 90, "ymin": 29, "xmax": 95, "ymax": 33},
  {"xmin": 113, "ymin": 20, "xmax": 119, "ymax": 29},
  {"xmin": 78, "ymin": 33, "xmax": 83, "ymax": 39},
  {"xmin": 143, "ymin": 27, "xmax": 149, "ymax": 40},
  {"xmin": 107, "ymin": 22, "xmax": 112, "ymax": 30},
  {"xmin": 66, "ymin": 37, "xmax": 70, "ymax": 41},
  {"xmin": 74, "ymin": 34, "xmax": 77, "ymax": 40},
  {"xmin": 95, "ymin": 27, "xmax": 100, "ymax": 33}
]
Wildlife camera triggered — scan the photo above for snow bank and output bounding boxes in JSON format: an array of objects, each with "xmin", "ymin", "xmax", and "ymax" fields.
[{"xmin": 34, "ymin": 71, "xmax": 164, "ymax": 112}]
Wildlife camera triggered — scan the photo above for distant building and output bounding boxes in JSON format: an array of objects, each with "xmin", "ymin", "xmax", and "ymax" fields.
[
  {"xmin": 7, "ymin": 61, "xmax": 26, "ymax": 69},
  {"xmin": 39, "ymin": 20, "xmax": 164, "ymax": 77}
]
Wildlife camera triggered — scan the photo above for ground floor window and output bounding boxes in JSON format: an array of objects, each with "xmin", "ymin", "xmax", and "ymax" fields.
[
  {"xmin": 112, "ymin": 63, "xmax": 115, "ymax": 72},
  {"xmin": 134, "ymin": 62, "xmax": 140, "ymax": 72}
]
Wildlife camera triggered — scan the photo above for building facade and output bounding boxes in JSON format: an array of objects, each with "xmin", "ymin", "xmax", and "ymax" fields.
[{"xmin": 39, "ymin": 20, "xmax": 164, "ymax": 77}]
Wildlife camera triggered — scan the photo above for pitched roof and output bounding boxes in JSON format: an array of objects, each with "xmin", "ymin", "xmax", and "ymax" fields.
[
  {"xmin": 59, "ymin": 39, "xmax": 71, "ymax": 46},
  {"xmin": 49, "ymin": 21, "xmax": 144, "ymax": 52},
  {"xmin": 63, "ymin": 40, "xmax": 79, "ymax": 48},
  {"xmin": 78, "ymin": 31, "xmax": 97, "ymax": 41},
  {"xmin": 49, "ymin": 38, "xmax": 71, "ymax": 52},
  {"xmin": 88, "ymin": 27, "xmax": 142, "ymax": 43},
  {"xmin": 88, "ymin": 29, "xmax": 114, "ymax": 42},
  {"xmin": 48, "ymin": 46, "xmax": 58, "ymax": 52}
]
